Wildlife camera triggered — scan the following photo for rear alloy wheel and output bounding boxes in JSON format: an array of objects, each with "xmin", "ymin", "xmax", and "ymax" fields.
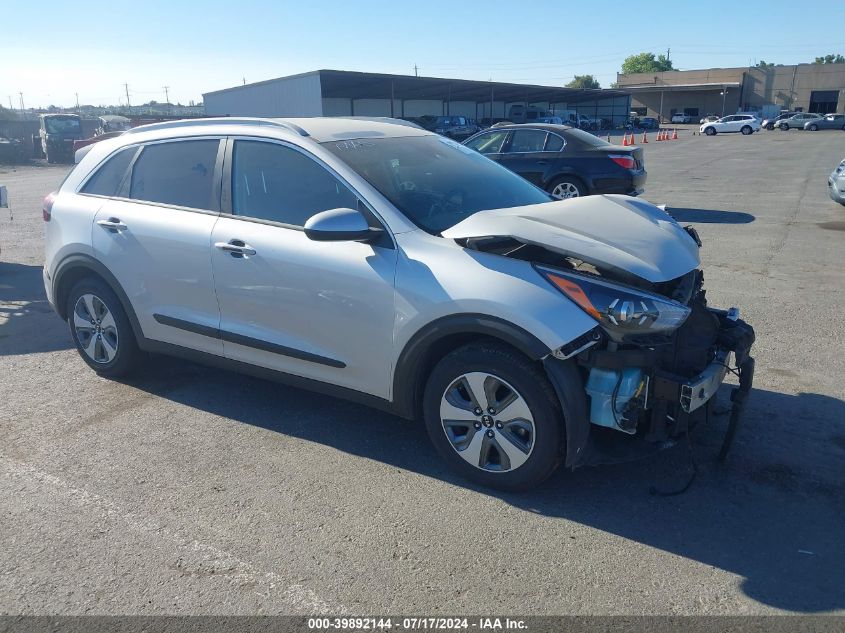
[
  {"xmin": 780, "ymin": 123, "xmax": 789, "ymax": 131},
  {"xmin": 809, "ymin": 124, "xmax": 818, "ymax": 131},
  {"xmin": 423, "ymin": 342, "xmax": 564, "ymax": 491},
  {"xmin": 549, "ymin": 177, "xmax": 584, "ymax": 199},
  {"xmin": 741, "ymin": 125, "xmax": 753, "ymax": 135},
  {"xmin": 705, "ymin": 127, "xmax": 716, "ymax": 136},
  {"xmin": 67, "ymin": 278, "xmax": 140, "ymax": 377}
]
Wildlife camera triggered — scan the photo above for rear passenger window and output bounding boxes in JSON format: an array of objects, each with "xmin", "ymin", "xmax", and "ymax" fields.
[
  {"xmin": 544, "ymin": 134, "xmax": 564, "ymax": 151},
  {"xmin": 129, "ymin": 140, "xmax": 220, "ymax": 210},
  {"xmin": 231, "ymin": 140, "xmax": 358, "ymax": 227},
  {"xmin": 507, "ymin": 129, "xmax": 547, "ymax": 153},
  {"xmin": 81, "ymin": 146, "xmax": 137, "ymax": 197}
]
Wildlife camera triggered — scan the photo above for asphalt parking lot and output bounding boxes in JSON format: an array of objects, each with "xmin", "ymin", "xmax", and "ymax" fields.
[{"xmin": 1, "ymin": 129, "xmax": 844, "ymax": 616}]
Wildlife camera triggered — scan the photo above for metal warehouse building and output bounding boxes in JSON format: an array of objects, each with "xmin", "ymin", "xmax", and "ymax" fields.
[
  {"xmin": 203, "ymin": 69, "xmax": 632, "ymax": 126},
  {"xmin": 617, "ymin": 63, "xmax": 845, "ymax": 122}
]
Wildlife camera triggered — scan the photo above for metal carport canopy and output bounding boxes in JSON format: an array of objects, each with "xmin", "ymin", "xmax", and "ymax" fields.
[{"xmin": 316, "ymin": 69, "xmax": 629, "ymax": 104}]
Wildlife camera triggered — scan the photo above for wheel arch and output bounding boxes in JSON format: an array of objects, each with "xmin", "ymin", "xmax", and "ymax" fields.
[
  {"xmin": 392, "ymin": 314, "xmax": 551, "ymax": 420},
  {"xmin": 52, "ymin": 254, "xmax": 144, "ymax": 343}
]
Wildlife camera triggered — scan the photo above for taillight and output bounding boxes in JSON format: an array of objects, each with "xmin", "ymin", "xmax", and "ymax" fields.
[
  {"xmin": 608, "ymin": 154, "xmax": 636, "ymax": 169},
  {"xmin": 42, "ymin": 192, "xmax": 56, "ymax": 222}
]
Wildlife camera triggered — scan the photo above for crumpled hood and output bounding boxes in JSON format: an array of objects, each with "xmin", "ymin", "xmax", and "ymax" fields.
[{"xmin": 442, "ymin": 195, "xmax": 700, "ymax": 283}]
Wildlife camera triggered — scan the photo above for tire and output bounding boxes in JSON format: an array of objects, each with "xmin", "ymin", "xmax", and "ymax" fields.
[
  {"xmin": 548, "ymin": 176, "xmax": 585, "ymax": 199},
  {"xmin": 422, "ymin": 341, "xmax": 565, "ymax": 491},
  {"xmin": 780, "ymin": 123, "xmax": 789, "ymax": 131},
  {"xmin": 705, "ymin": 127, "xmax": 716, "ymax": 136},
  {"xmin": 740, "ymin": 125, "xmax": 752, "ymax": 135},
  {"xmin": 66, "ymin": 277, "xmax": 140, "ymax": 377},
  {"xmin": 765, "ymin": 124, "xmax": 774, "ymax": 130},
  {"xmin": 809, "ymin": 124, "xmax": 818, "ymax": 131}
]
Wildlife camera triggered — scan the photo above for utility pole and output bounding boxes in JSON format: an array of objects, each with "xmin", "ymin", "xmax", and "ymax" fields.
[
  {"xmin": 18, "ymin": 92, "xmax": 25, "ymax": 114},
  {"xmin": 123, "ymin": 83, "xmax": 131, "ymax": 115},
  {"xmin": 414, "ymin": 64, "xmax": 418, "ymax": 77},
  {"xmin": 7, "ymin": 96, "xmax": 12, "ymax": 111},
  {"xmin": 242, "ymin": 77, "xmax": 246, "ymax": 85},
  {"xmin": 666, "ymin": 47, "xmax": 670, "ymax": 62},
  {"xmin": 163, "ymin": 86, "xmax": 170, "ymax": 104},
  {"xmin": 75, "ymin": 92, "xmax": 80, "ymax": 113}
]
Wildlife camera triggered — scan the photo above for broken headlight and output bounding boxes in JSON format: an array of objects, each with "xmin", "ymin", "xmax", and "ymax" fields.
[{"xmin": 537, "ymin": 266, "xmax": 691, "ymax": 342}]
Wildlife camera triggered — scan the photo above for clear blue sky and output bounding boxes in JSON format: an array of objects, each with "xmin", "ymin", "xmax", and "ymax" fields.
[{"xmin": 3, "ymin": 0, "xmax": 843, "ymax": 109}]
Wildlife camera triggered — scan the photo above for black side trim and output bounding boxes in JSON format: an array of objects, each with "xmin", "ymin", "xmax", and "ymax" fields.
[
  {"xmin": 141, "ymin": 339, "xmax": 395, "ymax": 414},
  {"xmin": 391, "ymin": 313, "xmax": 552, "ymax": 420},
  {"xmin": 153, "ymin": 313, "xmax": 346, "ymax": 369},
  {"xmin": 152, "ymin": 314, "xmax": 219, "ymax": 339}
]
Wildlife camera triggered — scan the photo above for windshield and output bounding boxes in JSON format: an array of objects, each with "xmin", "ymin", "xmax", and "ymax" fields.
[
  {"xmin": 323, "ymin": 135, "xmax": 552, "ymax": 234},
  {"xmin": 44, "ymin": 117, "xmax": 81, "ymax": 135}
]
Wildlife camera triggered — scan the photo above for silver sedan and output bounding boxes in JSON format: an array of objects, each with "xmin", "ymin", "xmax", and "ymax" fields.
[
  {"xmin": 830, "ymin": 159, "xmax": 845, "ymax": 205},
  {"xmin": 805, "ymin": 113, "xmax": 845, "ymax": 131}
]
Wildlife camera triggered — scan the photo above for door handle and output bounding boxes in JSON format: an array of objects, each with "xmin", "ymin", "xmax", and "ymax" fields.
[
  {"xmin": 215, "ymin": 240, "xmax": 256, "ymax": 257},
  {"xmin": 97, "ymin": 217, "xmax": 127, "ymax": 232},
  {"xmin": 537, "ymin": 160, "xmax": 549, "ymax": 165}
]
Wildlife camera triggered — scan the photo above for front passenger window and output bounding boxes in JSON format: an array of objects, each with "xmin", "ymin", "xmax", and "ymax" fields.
[{"xmin": 232, "ymin": 141, "xmax": 359, "ymax": 227}]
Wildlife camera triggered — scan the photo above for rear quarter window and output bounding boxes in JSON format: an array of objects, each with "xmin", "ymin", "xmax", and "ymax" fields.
[{"xmin": 80, "ymin": 146, "xmax": 138, "ymax": 197}]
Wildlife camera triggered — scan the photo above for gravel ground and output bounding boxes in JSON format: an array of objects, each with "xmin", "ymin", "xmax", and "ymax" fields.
[{"xmin": 0, "ymin": 129, "xmax": 843, "ymax": 616}]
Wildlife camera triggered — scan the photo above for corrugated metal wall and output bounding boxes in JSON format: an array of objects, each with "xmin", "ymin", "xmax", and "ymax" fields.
[{"xmin": 204, "ymin": 73, "xmax": 324, "ymax": 117}]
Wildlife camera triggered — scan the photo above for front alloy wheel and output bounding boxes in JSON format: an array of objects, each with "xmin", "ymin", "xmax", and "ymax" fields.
[
  {"xmin": 73, "ymin": 293, "xmax": 119, "ymax": 364},
  {"xmin": 422, "ymin": 342, "xmax": 565, "ymax": 491},
  {"xmin": 440, "ymin": 372, "xmax": 535, "ymax": 472}
]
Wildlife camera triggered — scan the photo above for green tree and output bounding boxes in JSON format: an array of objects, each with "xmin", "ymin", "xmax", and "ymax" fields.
[
  {"xmin": 813, "ymin": 54, "xmax": 845, "ymax": 64},
  {"xmin": 565, "ymin": 74, "xmax": 601, "ymax": 89},
  {"xmin": 620, "ymin": 52, "xmax": 674, "ymax": 75},
  {"xmin": 0, "ymin": 105, "xmax": 17, "ymax": 120},
  {"xmin": 756, "ymin": 60, "xmax": 774, "ymax": 68}
]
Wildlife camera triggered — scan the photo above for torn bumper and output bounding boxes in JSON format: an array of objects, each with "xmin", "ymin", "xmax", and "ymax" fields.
[{"xmin": 556, "ymin": 306, "xmax": 756, "ymax": 468}]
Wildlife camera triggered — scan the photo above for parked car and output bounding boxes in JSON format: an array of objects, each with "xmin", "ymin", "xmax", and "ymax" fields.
[
  {"xmin": 639, "ymin": 117, "xmax": 660, "ymax": 130},
  {"xmin": 699, "ymin": 114, "xmax": 760, "ymax": 136},
  {"xmin": 431, "ymin": 116, "xmax": 478, "ymax": 139},
  {"xmin": 776, "ymin": 112, "xmax": 822, "ymax": 130},
  {"xmin": 699, "ymin": 115, "xmax": 719, "ymax": 124},
  {"xmin": 36, "ymin": 114, "xmax": 84, "ymax": 163},
  {"xmin": 0, "ymin": 135, "xmax": 25, "ymax": 163},
  {"xmin": 671, "ymin": 113, "xmax": 692, "ymax": 124},
  {"xmin": 829, "ymin": 159, "xmax": 845, "ymax": 205},
  {"xmin": 761, "ymin": 112, "xmax": 796, "ymax": 130},
  {"xmin": 43, "ymin": 117, "xmax": 755, "ymax": 491},
  {"xmin": 805, "ymin": 113, "xmax": 845, "ymax": 131},
  {"xmin": 73, "ymin": 131, "xmax": 126, "ymax": 158},
  {"xmin": 463, "ymin": 124, "xmax": 646, "ymax": 199}
]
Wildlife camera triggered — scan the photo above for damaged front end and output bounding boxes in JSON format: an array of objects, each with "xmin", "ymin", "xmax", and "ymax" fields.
[
  {"xmin": 450, "ymin": 200, "xmax": 755, "ymax": 468},
  {"xmin": 538, "ymin": 255, "xmax": 756, "ymax": 467}
]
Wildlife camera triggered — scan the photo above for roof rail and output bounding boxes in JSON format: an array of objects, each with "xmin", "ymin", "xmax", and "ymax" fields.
[{"xmin": 124, "ymin": 117, "xmax": 310, "ymax": 137}]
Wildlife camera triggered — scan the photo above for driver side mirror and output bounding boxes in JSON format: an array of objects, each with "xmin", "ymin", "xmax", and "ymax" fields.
[{"xmin": 304, "ymin": 207, "xmax": 382, "ymax": 243}]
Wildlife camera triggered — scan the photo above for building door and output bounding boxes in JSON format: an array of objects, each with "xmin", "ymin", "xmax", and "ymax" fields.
[{"xmin": 809, "ymin": 91, "xmax": 839, "ymax": 114}]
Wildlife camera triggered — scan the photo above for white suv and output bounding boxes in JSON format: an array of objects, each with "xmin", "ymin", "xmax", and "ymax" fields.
[
  {"xmin": 700, "ymin": 115, "xmax": 761, "ymax": 136},
  {"xmin": 44, "ymin": 117, "xmax": 755, "ymax": 490}
]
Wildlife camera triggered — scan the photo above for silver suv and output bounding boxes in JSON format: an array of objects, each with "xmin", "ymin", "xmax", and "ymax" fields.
[{"xmin": 43, "ymin": 117, "xmax": 755, "ymax": 491}]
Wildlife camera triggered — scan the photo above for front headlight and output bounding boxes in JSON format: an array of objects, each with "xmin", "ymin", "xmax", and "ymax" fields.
[{"xmin": 537, "ymin": 266, "xmax": 691, "ymax": 342}]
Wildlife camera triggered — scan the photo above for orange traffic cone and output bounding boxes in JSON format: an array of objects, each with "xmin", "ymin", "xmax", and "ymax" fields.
[
  {"xmin": 622, "ymin": 133, "xmax": 629, "ymax": 146},
  {"xmin": 629, "ymin": 132, "xmax": 636, "ymax": 145},
  {"xmin": 655, "ymin": 129, "xmax": 661, "ymax": 141},
  {"xmin": 641, "ymin": 131, "xmax": 648, "ymax": 143},
  {"xmin": 672, "ymin": 128, "xmax": 678, "ymax": 140}
]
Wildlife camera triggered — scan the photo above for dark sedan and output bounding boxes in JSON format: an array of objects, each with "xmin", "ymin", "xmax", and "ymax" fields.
[{"xmin": 462, "ymin": 124, "xmax": 646, "ymax": 199}]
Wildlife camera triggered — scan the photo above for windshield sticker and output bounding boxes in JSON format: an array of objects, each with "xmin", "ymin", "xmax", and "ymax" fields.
[{"xmin": 333, "ymin": 140, "xmax": 375, "ymax": 151}]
